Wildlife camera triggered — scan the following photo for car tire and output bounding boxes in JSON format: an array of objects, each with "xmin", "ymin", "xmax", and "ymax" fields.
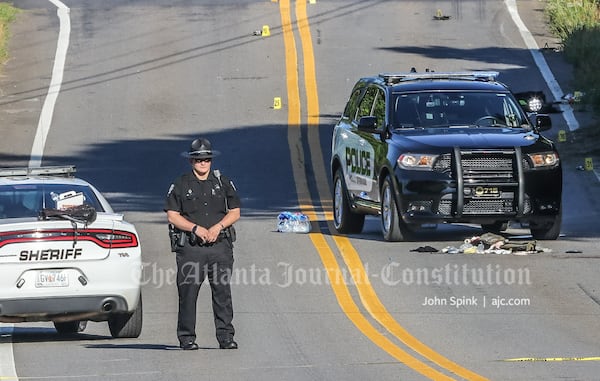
[
  {"xmin": 481, "ymin": 221, "xmax": 508, "ymax": 233},
  {"xmin": 54, "ymin": 320, "xmax": 87, "ymax": 334},
  {"xmin": 530, "ymin": 210, "xmax": 561, "ymax": 240},
  {"xmin": 381, "ymin": 176, "xmax": 408, "ymax": 242},
  {"xmin": 333, "ymin": 169, "xmax": 365, "ymax": 234},
  {"xmin": 108, "ymin": 294, "xmax": 143, "ymax": 338}
]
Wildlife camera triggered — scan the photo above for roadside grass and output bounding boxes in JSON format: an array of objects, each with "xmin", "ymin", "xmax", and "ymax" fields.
[
  {"xmin": 546, "ymin": 0, "xmax": 600, "ymax": 112},
  {"xmin": 0, "ymin": 2, "xmax": 18, "ymax": 64}
]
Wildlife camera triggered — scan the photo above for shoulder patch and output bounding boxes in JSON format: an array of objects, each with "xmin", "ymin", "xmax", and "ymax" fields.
[{"xmin": 167, "ymin": 184, "xmax": 175, "ymax": 196}]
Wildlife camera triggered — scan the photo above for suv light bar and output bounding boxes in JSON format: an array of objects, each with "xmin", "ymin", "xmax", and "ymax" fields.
[
  {"xmin": 0, "ymin": 165, "xmax": 77, "ymax": 178},
  {"xmin": 379, "ymin": 71, "xmax": 499, "ymax": 84}
]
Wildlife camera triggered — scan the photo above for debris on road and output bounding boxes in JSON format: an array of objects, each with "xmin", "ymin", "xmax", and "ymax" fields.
[
  {"xmin": 433, "ymin": 9, "xmax": 451, "ymax": 20},
  {"xmin": 437, "ymin": 233, "xmax": 551, "ymax": 255},
  {"xmin": 410, "ymin": 246, "xmax": 439, "ymax": 253}
]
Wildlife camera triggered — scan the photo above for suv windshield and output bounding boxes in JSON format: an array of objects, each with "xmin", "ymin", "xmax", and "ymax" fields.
[
  {"xmin": 392, "ymin": 91, "xmax": 528, "ymax": 129},
  {"xmin": 0, "ymin": 184, "xmax": 104, "ymax": 218}
]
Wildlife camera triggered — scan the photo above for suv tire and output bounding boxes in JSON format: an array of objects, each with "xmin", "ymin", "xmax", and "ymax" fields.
[
  {"xmin": 333, "ymin": 169, "xmax": 365, "ymax": 234},
  {"xmin": 530, "ymin": 209, "xmax": 561, "ymax": 240},
  {"xmin": 381, "ymin": 176, "xmax": 408, "ymax": 242}
]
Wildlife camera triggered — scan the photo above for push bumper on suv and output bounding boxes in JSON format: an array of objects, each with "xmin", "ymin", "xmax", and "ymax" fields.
[{"xmin": 394, "ymin": 147, "xmax": 562, "ymax": 225}]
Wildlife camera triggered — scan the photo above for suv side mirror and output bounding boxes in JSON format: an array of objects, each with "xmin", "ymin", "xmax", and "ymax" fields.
[
  {"xmin": 534, "ymin": 114, "xmax": 552, "ymax": 132},
  {"xmin": 357, "ymin": 116, "xmax": 378, "ymax": 132}
]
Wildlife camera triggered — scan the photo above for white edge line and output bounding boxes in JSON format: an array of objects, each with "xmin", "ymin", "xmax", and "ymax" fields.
[
  {"xmin": 505, "ymin": 0, "xmax": 580, "ymax": 132},
  {"xmin": 4, "ymin": 4, "xmax": 71, "ymax": 381},
  {"xmin": 0, "ymin": 324, "xmax": 18, "ymax": 381},
  {"xmin": 28, "ymin": 1, "xmax": 71, "ymax": 168}
]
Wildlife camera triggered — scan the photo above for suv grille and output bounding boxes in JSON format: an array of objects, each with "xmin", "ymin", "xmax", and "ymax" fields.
[
  {"xmin": 434, "ymin": 153, "xmax": 531, "ymax": 175},
  {"xmin": 461, "ymin": 152, "xmax": 515, "ymax": 180},
  {"xmin": 434, "ymin": 149, "xmax": 530, "ymax": 216}
]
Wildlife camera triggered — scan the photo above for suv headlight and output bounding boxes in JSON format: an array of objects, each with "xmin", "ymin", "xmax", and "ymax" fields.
[
  {"xmin": 527, "ymin": 152, "xmax": 559, "ymax": 168},
  {"xmin": 527, "ymin": 96, "xmax": 543, "ymax": 113},
  {"xmin": 398, "ymin": 154, "xmax": 438, "ymax": 170}
]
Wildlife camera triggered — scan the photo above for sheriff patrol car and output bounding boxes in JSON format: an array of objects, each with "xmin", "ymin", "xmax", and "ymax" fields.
[
  {"xmin": 331, "ymin": 71, "xmax": 562, "ymax": 241},
  {"xmin": 0, "ymin": 166, "xmax": 142, "ymax": 337}
]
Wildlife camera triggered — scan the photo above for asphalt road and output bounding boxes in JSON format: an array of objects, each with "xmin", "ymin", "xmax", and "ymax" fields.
[{"xmin": 1, "ymin": 1, "xmax": 599, "ymax": 380}]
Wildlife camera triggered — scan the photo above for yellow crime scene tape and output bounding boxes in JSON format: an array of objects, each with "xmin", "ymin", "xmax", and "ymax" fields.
[{"xmin": 503, "ymin": 356, "xmax": 600, "ymax": 362}]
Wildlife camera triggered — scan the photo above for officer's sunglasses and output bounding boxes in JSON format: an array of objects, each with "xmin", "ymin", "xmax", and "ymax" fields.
[{"xmin": 193, "ymin": 158, "xmax": 212, "ymax": 163}]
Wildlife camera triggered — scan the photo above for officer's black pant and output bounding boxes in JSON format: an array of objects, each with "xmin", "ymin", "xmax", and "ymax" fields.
[{"xmin": 175, "ymin": 239, "xmax": 234, "ymax": 345}]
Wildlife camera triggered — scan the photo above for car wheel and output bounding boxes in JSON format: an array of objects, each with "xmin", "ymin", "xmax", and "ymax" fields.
[
  {"xmin": 381, "ymin": 176, "xmax": 407, "ymax": 242},
  {"xmin": 108, "ymin": 294, "xmax": 143, "ymax": 338},
  {"xmin": 333, "ymin": 169, "xmax": 365, "ymax": 234},
  {"xmin": 54, "ymin": 320, "xmax": 87, "ymax": 334},
  {"xmin": 481, "ymin": 221, "xmax": 508, "ymax": 233},
  {"xmin": 530, "ymin": 210, "xmax": 561, "ymax": 240}
]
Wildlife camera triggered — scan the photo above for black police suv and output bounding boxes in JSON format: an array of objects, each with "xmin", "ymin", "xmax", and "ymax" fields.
[{"xmin": 331, "ymin": 71, "xmax": 562, "ymax": 241}]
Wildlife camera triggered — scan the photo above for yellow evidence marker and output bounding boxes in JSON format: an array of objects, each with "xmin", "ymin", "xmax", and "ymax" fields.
[{"xmin": 262, "ymin": 25, "xmax": 271, "ymax": 37}]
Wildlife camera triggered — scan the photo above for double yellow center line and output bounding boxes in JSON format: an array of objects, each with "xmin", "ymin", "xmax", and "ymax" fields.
[{"xmin": 278, "ymin": 1, "xmax": 488, "ymax": 380}]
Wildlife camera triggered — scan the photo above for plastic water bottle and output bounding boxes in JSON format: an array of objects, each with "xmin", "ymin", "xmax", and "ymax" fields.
[
  {"xmin": 277, "ymin": 211, "xmax": 311, "ymax": 233},
  {"xmin": 277, "ymin": 212, "xmax": 294, "ymax": 233},
  {"xmin": 293, "ymin": 213, "xmax": 311, "ymax": 233}
]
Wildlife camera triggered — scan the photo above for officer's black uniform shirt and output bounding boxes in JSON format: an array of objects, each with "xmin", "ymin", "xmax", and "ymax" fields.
[{"xmin": 164, "ymin": 171, "xmax": 241, "ymax": 228}]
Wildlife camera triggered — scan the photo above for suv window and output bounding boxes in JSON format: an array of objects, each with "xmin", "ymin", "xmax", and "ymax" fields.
[
  {"xmin": 342, "ymin": 87, "xmax": 363, "ymax": 120},
  {"xmin": 392, "ymin": 91, "xmax": 526, "ymax": 129},
  {"xmin": 357, "ymin": 87, "xmax": 377, "ymax": 120},
  {"xmin": 356, "ymin": 86, "xmax": 386, "ymax": 128},
  {"xmin": 373, "ymin": 88, "xmax": 385, "ymax": 129}
]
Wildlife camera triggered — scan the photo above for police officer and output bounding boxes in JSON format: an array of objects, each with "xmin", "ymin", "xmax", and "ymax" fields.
[{"xmin": 164, "ymin": 138, "xmax": 241, "ymax": 350}]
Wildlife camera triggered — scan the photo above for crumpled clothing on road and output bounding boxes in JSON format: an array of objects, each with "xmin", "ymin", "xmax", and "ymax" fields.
[
  {"xmin": 410, "ymin": 245, "xmax": 439, "ymax": 253},
  {"xmin": 438, "ymin": 232, "xmax": 551, "ymax": 255}
]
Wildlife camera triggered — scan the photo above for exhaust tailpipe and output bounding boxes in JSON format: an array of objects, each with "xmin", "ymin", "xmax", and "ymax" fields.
[{"xmin": 102, "ymin": 301, "xmax": 114, "ymax": 312}]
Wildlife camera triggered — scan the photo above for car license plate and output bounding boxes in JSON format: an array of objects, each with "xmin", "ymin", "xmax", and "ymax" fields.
[
  {"xmin": 473, "ymin": 186, "xmax": 500, "ymax": 198},
  {"xmin": 36, "ymin": 270, "xmax": 69, "ymax": 288}
]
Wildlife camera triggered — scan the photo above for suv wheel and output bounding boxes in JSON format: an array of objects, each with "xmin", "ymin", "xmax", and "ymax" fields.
[
  {"xmin": 333, "ymin": 169, "xmax": 365, "ymax": 234},
  {"xmin": 108, "ymin": 293, "xmax": 143, "ymax": 338},
  {"xmin": 54, "ymin": 320, "xmax": 87, "ymax": 334},
  {"xmin": 530, "ymin": 210, "xmax": 561, "ymax": 240},
  {"xmin": 381, "ymin": 176, "xmax": 407, "ymax": 242}
]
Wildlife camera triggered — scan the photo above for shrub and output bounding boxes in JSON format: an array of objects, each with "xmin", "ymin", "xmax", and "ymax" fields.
[
  {"xmin": 546, "ymin": 0, "xmax": 600, "ymax": 112},
  {"xmin": 0, "ymin": 3, "xmax": 18, "ymax": 64}
]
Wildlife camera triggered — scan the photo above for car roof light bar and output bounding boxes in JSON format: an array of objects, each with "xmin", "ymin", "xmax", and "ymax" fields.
[
  {"xmin": 0, "ymin": 165, "xmax": 77, "ymax": 178},
  {"xmin": 379, "ymin": 71, "xmax": 499, "ymax": 84}
]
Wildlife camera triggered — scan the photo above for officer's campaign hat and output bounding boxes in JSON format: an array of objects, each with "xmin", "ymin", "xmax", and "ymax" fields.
[{"xmin": 182, "ymin": 138, "xmax": 220, "ymax": 159}]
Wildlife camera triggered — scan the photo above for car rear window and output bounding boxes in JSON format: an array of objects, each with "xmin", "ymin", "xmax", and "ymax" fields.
[{"xmin": 0, "ymin": 184, "xmax": 104, "ymax": 218}]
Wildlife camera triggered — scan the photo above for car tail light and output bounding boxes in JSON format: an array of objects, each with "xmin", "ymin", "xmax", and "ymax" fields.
[
  {"xmin": 0, "ymin": 229, "xmax": 139, "ymax": 249},
  {"xmin": 86, "ymin": 230, "xmax": 139, "ymax": 248}
]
